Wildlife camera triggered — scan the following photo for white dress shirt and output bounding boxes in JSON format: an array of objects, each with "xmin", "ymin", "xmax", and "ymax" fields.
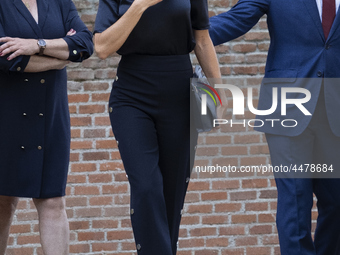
[{"xmin": 316, "ymin": 0, "xmax": 340, "ymax": 21}]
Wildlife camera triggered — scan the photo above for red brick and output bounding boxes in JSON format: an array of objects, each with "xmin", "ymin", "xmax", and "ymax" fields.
[
  {"xmin": 79, "ymin": 104, "xmax": 106, "ymax": 114},
  {"xmin": 69, "ymin": 244, "xmax": 90, "ymax": 253},
  {"xmin": 232, "ymin": 214, "xmax": 257, "ymax": 224},
  {"xmin": 68, "ymin": 94, "xmax": 89, "ymax": 103},
  {"xmin": 92, "ymin": 243, "xmax": 118, "ymax": 252},
  {"xmin": 78, "ymin": 231, "xmax": 104, "ymax": 241},
  {"xmin": 89, "ymin": 173, "xmax": 113, "ymax": 183},
  {"xmin": 83, "ymin": 152, "xmax": 110, "ymax": 161},
  {"xmin": 71, "ymin": 163, "xmax": 96, "ymax": 172}
]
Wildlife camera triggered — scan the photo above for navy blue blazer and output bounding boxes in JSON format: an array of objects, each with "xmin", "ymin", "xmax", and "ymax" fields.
[
  {"xmin": 0, "ymin": 0, "xmax": 93, "ymax": 198},
  {"xmin": 209, "ymin": 0, "xmax": 340, "ymax": 136}
]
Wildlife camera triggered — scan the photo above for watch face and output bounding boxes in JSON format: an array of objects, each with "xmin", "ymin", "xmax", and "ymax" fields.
[{"xmin": 38, "ymin": 39, "xmax": 46, "ymax": 47}]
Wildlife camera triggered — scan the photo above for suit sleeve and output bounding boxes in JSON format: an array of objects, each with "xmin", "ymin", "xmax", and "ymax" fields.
[
  {"xmin": 62, "ymin": 0, "xmax": 94, "ymax": 62},
  {"xmin": 0, "ymin": 23, "xmax": 30, "ymax": 73},
  {"xmin": 209, "ymin": 0, "xmax": 270, "ymax": 46}
]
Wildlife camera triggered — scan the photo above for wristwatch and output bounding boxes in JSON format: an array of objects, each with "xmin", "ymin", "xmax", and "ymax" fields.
[{"xmin": 37, "ymin": 39, "xmax": 46, "ymax": 56}]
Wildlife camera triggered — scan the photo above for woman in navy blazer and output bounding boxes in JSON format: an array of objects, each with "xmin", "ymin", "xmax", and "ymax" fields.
[{"xmin": 0, "ymin": 0, "xmax": 93, "ymax": 254}]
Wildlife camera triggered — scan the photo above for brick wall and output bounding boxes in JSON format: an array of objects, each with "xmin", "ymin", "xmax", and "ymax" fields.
[{"xmin": 6, "ymin": 0, "xmax": 317, "ymax": 255}]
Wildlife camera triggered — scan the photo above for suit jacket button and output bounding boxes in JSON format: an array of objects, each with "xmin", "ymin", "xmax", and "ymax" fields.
[
  {"xmin": 317, "ymin": 71, "xmax": 323, "ymax": 77},
  {"xmin": 325, "ymin": 44, "xmax": 331, "ymax": 50},
  {"xmin": 38, "ymin": 146, "xmax": 42, "ymax": 150},
  {"xmin": 136, "ymin": 244, "xmax": 141, "ymax": 250},
  {"xmin": 186, "ymin": 177, "xmax": 190, "ymax": 183},
  {"xmin": 23, "ymin": 113, "xmax": 27, "ymax": 116},
  {"xmin": 130, "ymin": 209, "xmax": 134, "ymax": 215},
  {"xmin": 24, "ymin": 79, "xmax": 28, "ymax": 82},
  {"xmin": 17, "ymin": 67, "xmax": 21, "ymax": 71},
  {"xmin": 39, "ymin": 113, "xmax": 44, "ymax": 117},
  {"xmin": 21, "ymin": 146, "xmax": 25, "ymax": 150},
  {"xmin": 73, "ymin": 50, "xmax": 77, "ymax": 55},
  {"xmin": 40, "ymin": 79, "xmax": 45, "ymax": 84}
]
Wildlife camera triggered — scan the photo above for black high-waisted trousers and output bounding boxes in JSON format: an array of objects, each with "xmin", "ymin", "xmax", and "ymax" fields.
[{"xmin": 109, "ymin": 54, "xmax": 198, "ymax": 255}]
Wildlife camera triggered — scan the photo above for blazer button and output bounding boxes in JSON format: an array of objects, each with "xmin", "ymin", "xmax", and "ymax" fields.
[
  {"xmin": 24, "ymin": 79, "xmax": 29, "ymax": 82},
  {"xmin": 130, "ymin": 209, "xmax": 134, "ymax": 215},
  {"xmin": 17, "ymin": 67, "xmax": 21, "ymax": 71},
  {"xmin": 317, "ymin": 71, "xmax": 323, "ymax": 77},
  {"xmin": 186, "ymin": 177, "xmax": 190, "ymax": 183},
  {"xmin": 40, "ymin": 79, "xmax": 45, "ymax": 84},
  {"xmin": 38, "ymin": 146, "xmax": 42, "ymax": 150},
  {"xmin": 39, "ymin": 113, "xmax": 44, "ymax": 117},
  {"xmin": 109, "ymin": 107, "xmax": 113, "ymax": 113},
  {"xmin": 325, "ymin": 44, "xmax": 331, "ymax": 50},
  {"xmin": 23, "ymin": 113, "xmax": 27, "ymax": 116},
  {"xmin": 21, "ymin": 146, "xmax": 25, "ymax": 150},
  {"xmin": 73, "ymin": 50, "xmax": 77, "ymax": 55},
  {"xmin": 136, "ymin": 244, "xmax": 141, "ymax": 250}
]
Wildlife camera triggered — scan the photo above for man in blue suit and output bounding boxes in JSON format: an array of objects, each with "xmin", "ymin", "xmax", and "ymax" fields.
[{"xmin": 209, "ymin": 0, "xmax": 340, "ymax": 254}]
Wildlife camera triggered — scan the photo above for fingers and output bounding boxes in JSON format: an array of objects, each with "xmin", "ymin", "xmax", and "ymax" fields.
[
  {"xmin": 216, "ymin": 104, "xmax": 228, "ymax": 120},
  {"xmin": 0, "ymin": 38, "xmax": 19, "ymax": 57},
  {"xmin": 0, "ymin": 38, "xmax": 13, "ymax": 54},
  {"xmin": 0, "ymin": 38, "xmax": 38, "ymax": 59},
  {"xmin": 7, "ymin": 50, "xmax": 22, "ymax": 61},
  {"xmin": 0, "ymin": 37, "xmax": 13, "ymax": 43},
  {"xmin": 0, "ymin": 44, "xmax": 19, "ymax": 58},
  {"xmin": 61, "ymin": 60, "xmax": 70, "ymax": 69},
  {"xmin": 66, "ymin": 29, "xmax": 76, "ymax": 36}
]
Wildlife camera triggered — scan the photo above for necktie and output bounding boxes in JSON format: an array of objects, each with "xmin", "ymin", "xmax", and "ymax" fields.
[{"xmin": 322, "ymin": 0, "xmax": 336, "ymax": 40}]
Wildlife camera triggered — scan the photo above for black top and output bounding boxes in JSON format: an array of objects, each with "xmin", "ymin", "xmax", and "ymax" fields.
[{"xmin": 94, "ymin": 0, "xmax": 210, "ymax": 55}]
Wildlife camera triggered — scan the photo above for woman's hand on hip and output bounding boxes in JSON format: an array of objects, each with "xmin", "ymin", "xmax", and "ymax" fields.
[{"xmin": 0, "ymin": 37, "xmax": 39, "ymax": 60}]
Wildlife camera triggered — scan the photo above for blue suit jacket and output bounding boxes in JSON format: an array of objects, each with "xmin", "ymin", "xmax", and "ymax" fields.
[{"xmin": 209, "ymin": 0, "xmax": 340, "ymax": 136}]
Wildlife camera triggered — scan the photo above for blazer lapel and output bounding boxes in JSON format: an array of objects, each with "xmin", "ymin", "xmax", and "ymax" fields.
[
  {"xmin": 302, "ymin": 0, "xmax": 325, "ymax": 42},
  {"xmin": 37, "ymin": 0, "xmax": 49, "ymax": 31},
  {"xmin": 327, "ymin": 12, "xmax": 340, "ymax": 41},
  {"xmin": 12, "ymin": 0, "xmax": 42, "ymax": 38}
]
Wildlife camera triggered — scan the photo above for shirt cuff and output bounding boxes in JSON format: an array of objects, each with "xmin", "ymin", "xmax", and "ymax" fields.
[{"xmin": 63, "ymin": 37, "xmax": 82, "ymax": 62}]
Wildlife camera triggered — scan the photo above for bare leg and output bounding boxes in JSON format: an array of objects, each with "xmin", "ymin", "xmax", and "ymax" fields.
[
  {"xmin": 0, "ymin": 196, "xmax": 19, "ymax": 255},
  {"xmin": 33, "ymin": 197, "xmax": 69, "ymax": 255}
]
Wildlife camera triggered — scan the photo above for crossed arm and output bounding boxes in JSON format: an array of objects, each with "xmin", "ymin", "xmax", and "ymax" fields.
[{"xmin": 0, "ymin": 29, "xmax": 75, "ymax": 73}]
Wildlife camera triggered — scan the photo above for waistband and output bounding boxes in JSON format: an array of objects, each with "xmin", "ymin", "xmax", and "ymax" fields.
[{"xmin": 119, "ymin": 54, "xmax": 192, "ymax": 72}]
